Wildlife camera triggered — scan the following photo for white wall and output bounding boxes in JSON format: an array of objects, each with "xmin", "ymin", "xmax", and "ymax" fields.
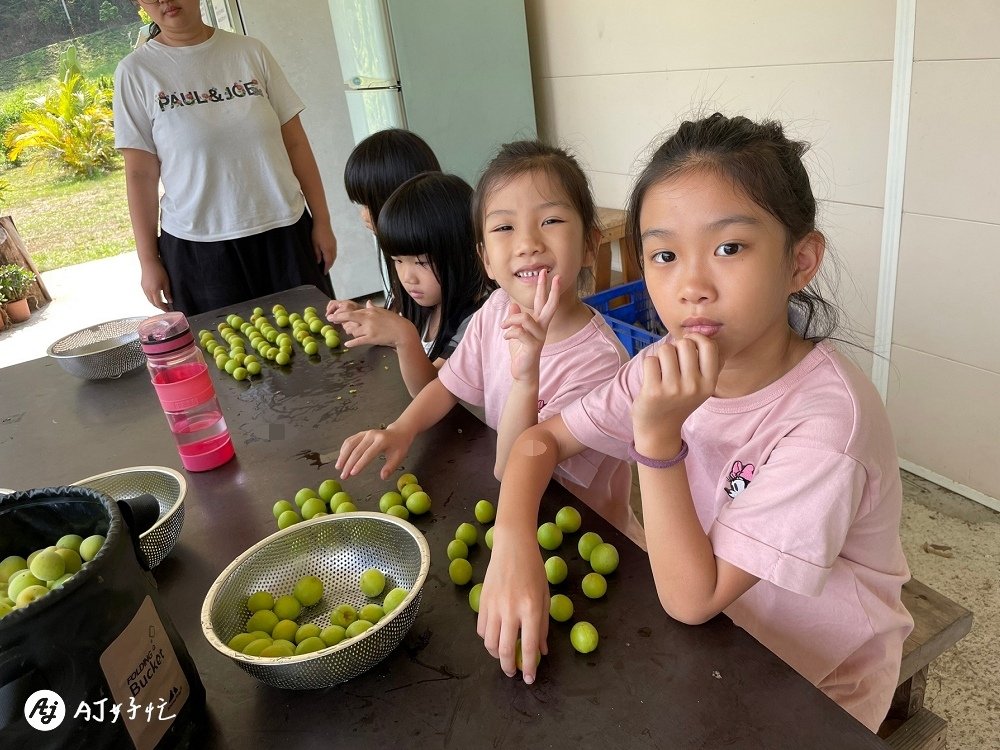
[{"xmin": 525, "ymin": 0, "xmax": 999, "ymax": 503}]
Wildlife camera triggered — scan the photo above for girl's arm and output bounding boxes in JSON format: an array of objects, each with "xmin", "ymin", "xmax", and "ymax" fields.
[
  {"xmin": 337, "ymin": 378, "xmax": 458, "ymax": 479},
  {"xmin": 634, "ymin": 336, "xmax": 758, "ymax": 624},
  {"xmin": 479, "ymin": 414, "xmax": 587, "ymax": 684},
  {"xmin": 493, "ymin": 272, "xmax": 560, "ymax": 479},
  {"xmin": 638, "ymin": 462, "xmax": 758, "ymax": 624},
  {"xmin": 281, "ymin": 114, "xmax": 337, "ymax": 272},
  {"xmin": 331, "ymin": 302, "xmax": 439, "ymax": 397},
  {"xmin": 122, "ymin": 148, "xmax": 170, "ymax": 311}
]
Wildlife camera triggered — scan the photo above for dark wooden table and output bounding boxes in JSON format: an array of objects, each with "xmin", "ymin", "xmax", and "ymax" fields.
[{"xmin": 0, "ymin": 286, "xmax": 887, "ymax": 749}]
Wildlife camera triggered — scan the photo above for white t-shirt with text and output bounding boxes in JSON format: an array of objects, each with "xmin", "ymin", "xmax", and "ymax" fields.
[{"xmin": 114, "ymin": 30, "xmax": 305, "ymax": 241}]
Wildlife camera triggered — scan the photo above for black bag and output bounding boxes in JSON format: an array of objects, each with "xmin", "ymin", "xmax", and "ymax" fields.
[{"xmin": 0, "ymin": 486, "xmax": 204, "ymax": 749}]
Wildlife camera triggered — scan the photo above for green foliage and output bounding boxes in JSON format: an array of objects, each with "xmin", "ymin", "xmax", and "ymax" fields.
[
  {"xmin": 100, "ymin": 1, "xmax": 124, "ymax": 25},
  {"xmin": 4, "ymin": 67, "xmax": 119, "ymax": 179},
  {"xmin": 0, "ymin": 0, "xmax": 137, "ymax": 60},
  {"xmin": 0, "ymin": 24, "xmax": 140, "ymax": 91},
  {"xmin": 0, "ymin": 264, "xmax": 37, "ymax": 301},
  {"xmin": 58, "ymin": 45, "xmax": 82, "ymax": 82}
]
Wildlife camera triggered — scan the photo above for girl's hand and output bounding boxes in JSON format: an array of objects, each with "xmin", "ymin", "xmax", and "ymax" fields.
[
  {"xmin": 633, "ymin": 334, "xmax": 721, "ymax": 454},
  {"xmin": 140, "ymin": 258, "xmax": 172, "ymax": 311},
  {"xmin": 336, "ymin": 424, "xmax": 415, "ymax": 480},
  {"xmin": 312, "ymin": 219, "xmax": 338, "ymax": 272},
  {"xmin": 477, "ymin": 530, "xmax": 550, "ymax": 683},
  {"xmin": 500, "ymin": 269, "xmax": 561, "ymax": 384},
  {"xmin": 332, "ymin": 301, "xmax": 420, "ymax": 350},
  {"xmin": 325, "ymin": 298, "xmax": 361, "ymax": 321}
]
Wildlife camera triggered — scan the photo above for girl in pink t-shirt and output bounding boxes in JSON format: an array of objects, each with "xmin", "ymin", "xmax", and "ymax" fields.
[
  {"xmin": 336, "ymin": 141, "xmax": 636, "ymax": 536},
  {"xmin": 479, "ymin": 114, "xmax": 912, "ymax": 733}
]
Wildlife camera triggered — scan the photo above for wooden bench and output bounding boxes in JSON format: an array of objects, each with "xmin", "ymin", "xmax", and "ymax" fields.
[
  {"xmin": 592, "ymin": 207, "xmax": 641, "ymax": 294},
  {"xmin": 880, "ymin": 578, "xmax": 973, "ymax": 749}
]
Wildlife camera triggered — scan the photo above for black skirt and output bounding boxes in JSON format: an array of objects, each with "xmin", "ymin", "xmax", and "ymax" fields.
[{"xmin": 158, "ymin": 211, "xmax": 335, "ymax": 316}]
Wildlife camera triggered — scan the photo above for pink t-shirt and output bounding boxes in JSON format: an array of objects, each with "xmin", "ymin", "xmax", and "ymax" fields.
[
  {"xmin": 562, "ymin": 339, "xmax": 913, "ymax": 731},
  {"xmin": 438, "ymin": 289, "xmax": 638, "ymax": 539}
]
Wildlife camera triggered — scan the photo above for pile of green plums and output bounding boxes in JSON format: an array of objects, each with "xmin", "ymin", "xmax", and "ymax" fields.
[
  {"xmin": 271, "ymin": 479, "xmax": 359, "ymax": 531},
  {"xmin": 199, "ymin": 304, "xmax": 341, "ymax": 383},
  {"xmin": 0, "ymin": 533, "xmax": 106, "ymax": 618},
  {"xmin": 377, "ymin": 472, "xmax": 433, "ymax": 521},
  {"xmin": 228, "ymin": 570, "xmax": 409, "ymax": 659},
  {"xmin": 448, "ymin": 501, "xmax": 616, "ymax": 663}
]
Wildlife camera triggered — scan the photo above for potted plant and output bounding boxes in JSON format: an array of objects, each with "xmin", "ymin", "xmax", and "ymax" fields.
[
  {"xmin": 0, "ymin": 264, "xmax": 35, "ymax": 323},
  {"xmin": 0, "ymin": 290, "xmax": 6, "ymax": 331}
]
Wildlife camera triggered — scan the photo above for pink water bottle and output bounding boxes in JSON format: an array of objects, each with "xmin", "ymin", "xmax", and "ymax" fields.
[{"xmin": 138, "ymin": 312, "xmax": 235, "ymax": 472}]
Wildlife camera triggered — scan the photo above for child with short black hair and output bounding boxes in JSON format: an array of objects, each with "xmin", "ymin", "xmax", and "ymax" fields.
[{"xmin": 331, "ymin": 172, "xmax": 493, "ymax": 395}]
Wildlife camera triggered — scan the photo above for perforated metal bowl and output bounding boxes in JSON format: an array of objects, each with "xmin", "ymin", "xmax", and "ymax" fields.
[
  {"xmin": 46, "ymin": 317, "xmax": 148, "ymax": 380},
  {"xmin": 201, "ymin": 512, "xmax": 430, "ymax": 689},
  {"xmin": 72, "ymin": 466, "xmax": 186, "ymax": 568}
]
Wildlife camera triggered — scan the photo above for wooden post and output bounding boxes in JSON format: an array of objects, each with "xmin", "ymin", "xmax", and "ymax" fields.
[{"xmin": 0, "ymin": 215, "xmax": 51, "ymax": 310}]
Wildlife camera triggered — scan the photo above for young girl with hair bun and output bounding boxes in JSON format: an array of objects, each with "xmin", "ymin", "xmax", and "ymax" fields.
[
  {"xmin": 336, "ymin": 141, "xmax": 640, "ymax": 541},
  {"xmin": 479, "ymin": 114, "xmax": 912, "ymax": 734}
]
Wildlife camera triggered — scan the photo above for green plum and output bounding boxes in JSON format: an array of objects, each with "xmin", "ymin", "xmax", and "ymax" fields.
[
  {"xmin": 15, "ymin": 584, "xmax": 49, "ymax": 608},
  {"xmin": 0, "ymin": 556, "xmax": 27, "ymax": 583},
  {"xmin": 295, "ymin": 623, "xmax": 323, "ymax": 644},
  {"xmin": 320, "ymin": 625, "xmax": 346, "ymax": 647},
  {"xmin": 56, "ymin": 535, "xmax": 84, "ymax": 553},
  {"xmin": 293, "ymin": 575, "xmax": 324, "ymax": 606},
  {"xmin": 246, "ymin": 591, "xmax": 274, "ymax": 612},
  {"xmin": 379, "ymin": 491, "xmax": 404, "ymax": 512},
  {"xmin": 300, "ymin": 497, "xmax": 327, "ymax": 520},
  {"xmin": 382, "ymin": 587, "xmax": 408, "ymax": 613},
  {"xmin": 358, "ymin": 604, "xmax": 385, "ymax": 624},
  {"xmin": 405, "ymin": 491, "xmax": 432, "ymax": 515},
  {"xmin": 271, "ymin": 619, "xmax": 299, "ymax": 642},
  {"xmin": 294, "ymin": 636, "xmax": 326, "ymax": 655},
  {"xmin": 330, "ymin": 604, "xmax": 358, "ymax": 628},
  {"xmin": 7, "ymin": 570, "xmax": 44, "ymax": 601},
  {"xmin": 318, "ymin": 479, "xmax": 342, "ymax": 502},
  {"xmin": 29, "ymin": 550, "xmax": 66, "ymax": 582},
  {"xmin": 245, "ymin": 610, "xmax": 279, "ymax": 635},
  {"xmin": 344, "ymin": 620, "xmax": 372, "ymax": 639},
  {"xmin": 359, "ymin": 569, "xmax": 386, "ymax": 597},
  {"xmin": 273, "ymin": 595, "xmax": 301, "ymax": 621},
  {"xmin": 79, "ymin": 535, "xmax": 105, "ymax": 562},
  {"xmin": 455, "ymin": 522, "xmax": 477, "ymax": 547}
]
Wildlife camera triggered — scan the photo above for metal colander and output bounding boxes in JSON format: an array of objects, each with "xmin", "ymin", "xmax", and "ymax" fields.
[
  {"xmin": 46, "ymin": 317, "xmax": 148, "ymax": 380},
  {"xmin": 71, "ymin": 466, "xmax": 186, "ymax": 569},
  {"xmin": 201, "ymin": 512, "xmax": 430, "ymax": 689}
]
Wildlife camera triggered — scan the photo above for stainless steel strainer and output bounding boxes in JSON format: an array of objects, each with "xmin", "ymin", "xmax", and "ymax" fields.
[
  {"xmin": 72, "ymin": 466, "xmax": 186, "ymax": 568},
  {"xmin": 46, "ymin": 316, "xmax": 148, "ymax": 380},
  {"xmin": 201, "ymin": 512, "xmax": 430, "ymax": 689}
]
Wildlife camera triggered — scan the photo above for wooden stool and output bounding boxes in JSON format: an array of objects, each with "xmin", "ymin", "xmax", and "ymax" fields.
[
  {"xmin": 593, "ymin": 207, "xmax": 641, "ymax": 294},
  {"xmin": 880, "ymin": 578, "xmax": 973, "ymax": 749}
]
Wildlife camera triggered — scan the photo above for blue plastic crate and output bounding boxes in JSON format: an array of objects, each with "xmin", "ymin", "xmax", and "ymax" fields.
[{"xmin": 584, "ymin": 280, "xmax": 666, "ymax": 357}]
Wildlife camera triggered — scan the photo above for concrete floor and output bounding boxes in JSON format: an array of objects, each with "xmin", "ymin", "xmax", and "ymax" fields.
[{"xmin": 3, "ymin": 253, "xmax": 998, "ymax": 748}]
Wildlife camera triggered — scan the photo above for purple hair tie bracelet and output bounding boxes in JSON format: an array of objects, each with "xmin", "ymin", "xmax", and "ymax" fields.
[{"xmin": 628, "ymin": 439, "xmax": 689, "ymax": 469}]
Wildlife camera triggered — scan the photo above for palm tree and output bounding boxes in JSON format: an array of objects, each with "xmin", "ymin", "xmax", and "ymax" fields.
[{"xmin": 4, "ymin": 70, "xmax": 118, "ymax": 179}]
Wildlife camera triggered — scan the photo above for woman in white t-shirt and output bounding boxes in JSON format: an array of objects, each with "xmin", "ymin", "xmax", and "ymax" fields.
[{"xmin": 114, "ymin": 0, "xmax": 336, "ymax": 315}]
